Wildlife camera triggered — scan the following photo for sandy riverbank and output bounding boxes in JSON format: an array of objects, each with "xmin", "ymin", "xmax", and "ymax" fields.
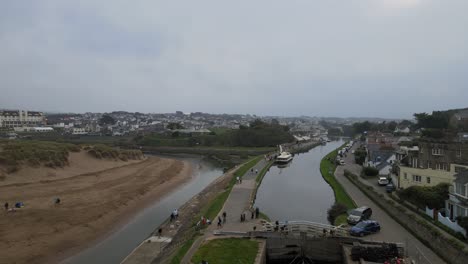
[{"xmin": 0, "ymin": 153, "xmax": 192, "ymax": 264}]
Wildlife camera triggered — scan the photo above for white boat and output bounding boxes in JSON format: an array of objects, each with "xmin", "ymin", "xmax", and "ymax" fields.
[{"xmin": 276, "ymin": 145, "xmax": 293, "ymax": 163}]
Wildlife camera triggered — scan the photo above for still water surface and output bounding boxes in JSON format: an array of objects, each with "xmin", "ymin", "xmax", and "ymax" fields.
[
  {"xmin": 255, "ymin": 139, "xmax": 344, "ymax": 224},
  {"xmin": 64, "ymin": 156, "xmax": 223, "ymax": 264}
]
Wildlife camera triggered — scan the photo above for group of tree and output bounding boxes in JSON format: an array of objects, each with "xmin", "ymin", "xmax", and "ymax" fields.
[
  {"xmin": 166, "ymin": 122, "xmax": 184, "ymax": 130},
  {"xmin": 397, "ymin": 183, "xmax": 450, "ymax": 210},
  {"xmin": 354, "ymin": 147, "xmax": 367, "ymax": 165},
  {"xmin": 136, "ymin": 119, "xmax": 294, "ymax": 148}
]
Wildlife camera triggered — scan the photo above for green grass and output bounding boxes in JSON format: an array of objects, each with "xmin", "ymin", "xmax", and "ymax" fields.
[
  {"xmin": 200, "ymin": 156, "xmax": 262, "ymax": 224},
  {"xmin": 0, "ymin": 140, "xmax": 80, "ymax": 169},
  {"xmin": 259, "ymin": 212, "xmax": 271, "ymax": 222},
  {"xmin": 203, "ymin": 190, "xmax": 231, "ymax": 221},
  {"xmin": 255, "ymin": 161, "xmax": 273, "ymax": 183},
  {"xmin": 320, "ymin": 144, "xmax": 356, "ymax": 209},
  {"xmin": 191, "ymin": 238, "xmax": 259, "ymax": 264},
  {"xmin": 235, "ymin": 156, "xmax": 263, "ymax": 179},
  {"xmin": 170, "ymin": 237, "xmax": 197, "ymax": 264},
  {"xmin": 335, "ymin": 214, "xmax": 348, "ymax": 226}
]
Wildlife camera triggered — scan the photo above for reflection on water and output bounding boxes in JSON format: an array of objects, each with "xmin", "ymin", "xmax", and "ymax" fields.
[
  {"xmin": 255, "ymin": 140, "xmax": 344, "ymax": 224},
  {"xmin": 64, "ymin": 156, "xmax": 223, "ymax": 264}
]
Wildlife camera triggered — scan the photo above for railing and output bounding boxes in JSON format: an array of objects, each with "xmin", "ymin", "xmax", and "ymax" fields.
[{"xmin": 260, "ymin": 220, "xmax": 349, "ymax": 237}]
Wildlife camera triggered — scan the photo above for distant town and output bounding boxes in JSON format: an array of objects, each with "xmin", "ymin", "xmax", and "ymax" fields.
[{"xmin": 0, "ymin": 109, "xmax": 400, "ymax": 138}]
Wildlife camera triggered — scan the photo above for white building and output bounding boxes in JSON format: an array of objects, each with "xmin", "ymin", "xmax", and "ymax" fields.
[
  {"xmin": 0, "ymin": 110, "xmax": 46, "ymax": 128},
  {"xmin": 72, "ymin": 128, "xmax": 88, "ymax": 135}
]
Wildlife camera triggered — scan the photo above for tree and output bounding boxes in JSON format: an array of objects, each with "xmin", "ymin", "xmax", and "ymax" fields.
[
  {"xmin": 167, "ymin": 122, "xmax": 184, "ymax": 130},
  {"xmin": 397, "ymin": 183, "xmax": 449, "ymax": 209},
  {"xmin": 99, "ymin": 114, "xmax": 116, "ymax": 126},
  {"xmin": 327, "ymin": 203, "xmax": 348, "ymax": 225}
]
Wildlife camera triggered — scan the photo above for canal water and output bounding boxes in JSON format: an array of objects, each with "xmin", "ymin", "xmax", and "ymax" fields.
[
  {"xmin": 255, "ymin": 139, "xmax": 344, "ymax": 224},
  {"xmin": 63, "ymin": 156, "xmax": 223, "ymax": 264}
]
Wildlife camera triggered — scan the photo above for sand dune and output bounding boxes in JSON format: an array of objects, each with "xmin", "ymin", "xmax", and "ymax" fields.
[{"xmin": 0, "ymin": 154, "xmax": 192, "ymax": 264}]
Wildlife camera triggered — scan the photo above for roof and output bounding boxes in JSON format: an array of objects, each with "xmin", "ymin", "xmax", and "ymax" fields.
[{"xmin": 454, "ymin": 170, "xmax": 468, "ymax": 185}]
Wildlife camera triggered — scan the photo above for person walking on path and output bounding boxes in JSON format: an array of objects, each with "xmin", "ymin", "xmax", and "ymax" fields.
[
  {"xmin": 4, "ymin": 202, "xmax": 8, "ymax": 211},
  {"xmin": 236, "ymin": 176, "xmax": 240, "ymax": 184},
  {"xmin": 251, "ymin": 210, "xmax": 254, "ymax": 219},
  {"xmin": 255, "ymin": 207, "xmax": 260, "ymax": 218},
  {"xmin": 222, "ymin": 211, "xmax": 227, "ymax": 223},
  {"xmin": 217, "ymin": 216, "xmax": 222, "ymax": 228}
]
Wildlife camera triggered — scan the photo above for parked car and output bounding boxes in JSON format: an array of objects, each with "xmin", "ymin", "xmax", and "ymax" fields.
[
  {"xmin": 386, "ymin": 183, "xmax": 396, "ymax": 193},
  {"xmin": 347, "ymin": 206, "xmax": 372, "ymax": 225},
  {"xmin": 378, "ymin": 177, "xmax": 389, "ymax": 186},
  {"xmin": 349, "ymin": 220, "xmax": 381, "ymax": 236}
]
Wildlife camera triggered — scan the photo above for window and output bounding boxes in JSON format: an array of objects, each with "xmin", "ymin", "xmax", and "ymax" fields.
[
  {"xmin": 412, "ymin": 175, "xmax": 422, "ymax": 182},
  {"xmin": 442, "ymin": 163, "xmax": 448, "ymax": 171},
  {"xmin": 432, "ymin": 148, "xmax": 443, "ymax": 156},
  {"xmin": 436, "ymin": 163, "xmax": 441, "ymax": 170},
  {"xmin": 427, "ymin": 177, "xmax": 431, "ymax": 184},
  {"xmin": 455, "ymin": 166, "xmax": 467, "ymax": 173},
  {"xmin": 457, "ymin": 149, "xmax": 462, "ymax": 158},
  {"xmin": 427, "ymin": 161, "xmax": 431, "ymax": 169},
  {"xmin": 455, "ymin": 183, "xmax": 467, "ymax": 197},
  {"xmin": 404, "ymin": 173, "xmax": 407, "ymax": 180}
]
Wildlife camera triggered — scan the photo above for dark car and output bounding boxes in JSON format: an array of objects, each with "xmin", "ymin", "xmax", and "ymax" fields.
[
  {"xmin": 386, "ymin": 183, "xmax": 396, "ymax": 193},
  {"xmin": 347, "ymin": 206, "xmax": 372, "ymax": 225},
  {"xmin": 349, "ymin": 220, "xmax": 381, "ymax": 237}
]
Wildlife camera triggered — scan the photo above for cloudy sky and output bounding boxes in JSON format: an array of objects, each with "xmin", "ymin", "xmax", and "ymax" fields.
[{"xmin": 1, "ymin": 0, "xmax": 467, "ymax": 118}]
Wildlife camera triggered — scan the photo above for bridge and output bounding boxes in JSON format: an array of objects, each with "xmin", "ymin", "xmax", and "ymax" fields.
[{"xmin": 260, "ymin": 220, "xmax": 349, "ymax": 237}]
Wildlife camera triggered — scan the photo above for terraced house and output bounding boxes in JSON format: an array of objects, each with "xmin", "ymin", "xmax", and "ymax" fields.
[{"xmin": 397, "ymin": 133, "xmax": 468, "ymax": 189}]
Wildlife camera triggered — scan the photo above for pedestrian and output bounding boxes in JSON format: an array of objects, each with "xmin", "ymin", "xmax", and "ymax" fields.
[
  {"xmin": 4, "ymin": 202, "xmax": 8, "ymax": 211},
  {"xmin": 222, "ymin": 211, "xmax": 227, "ymax": 223},
  {"xmin": 255, "ymin": 207, "xmax": 260, "ymax": 218},
  {"xmin": 170, "ymin": 212, "xmax": 175, "ymax": 222},
  {"xmin": 240, "ymin": 214, "xmax": 243, "ymax": 222},
  {"xmin": 55, "ymin": 198, "xmax": 61, "ymax": 206},
  {"xmin": 240, "ymin": 177, "xmax": 242, "ymax": 184},
  {"xmin": 158, "ymin": 228, "xmax": 162, "ymax": 237},
  {"xmin": 236, "ymin": 176, "xmax": 240, "ymax": 184},
  {"xmin": 251, "ymin": 210, "xmax": 254, "ymax": 219},
  {"xmin": 243, "ymin": 213, "xmax": 246, "ymax": 222},
  {"xmin": 255, "ymin": 169, "xmax": 258, "ymax": 174},
  {"xmin": 173, "ymin": 209, "xmax": 179, "ymax": 219},
  {"xmin": 218, "ymin": 216, "xmax": 222, "ymax": 227},
  {"xmin": 253, "ymin": 226, "xmax": 257, "ymax": 231}
]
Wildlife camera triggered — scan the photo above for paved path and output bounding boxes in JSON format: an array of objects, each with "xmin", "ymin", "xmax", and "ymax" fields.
[
  {"xmin": 336, "ymin": 143, "xmax": 445, "ymax": 264},
  {"xmin": 181, "ymin": 159, "xmax": 269, "ymax": 263}
]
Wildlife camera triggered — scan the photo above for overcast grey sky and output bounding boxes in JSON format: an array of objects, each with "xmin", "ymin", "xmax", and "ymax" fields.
[{"xmin": 1, "ymin": 0, "xmax": 467, "ymax": 118}]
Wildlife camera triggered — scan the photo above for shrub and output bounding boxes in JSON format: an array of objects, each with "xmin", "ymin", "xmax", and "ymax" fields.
[
  {"xmin": 327, "ymin": 203, "xmax": 348, "ymax": 225},
  {"xmin": 362, "ymin": 166, "xmax": 379, "ymax": 177}
]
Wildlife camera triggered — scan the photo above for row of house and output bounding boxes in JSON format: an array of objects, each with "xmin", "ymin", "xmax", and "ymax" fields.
[{"xmin": 365, "ymin": 130, "xmax": 468, "ymax": 229}]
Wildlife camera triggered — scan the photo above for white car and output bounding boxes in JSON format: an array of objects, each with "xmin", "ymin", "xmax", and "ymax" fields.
[
  {"xmin": 339, "ymin": 159, "xmax": 346, "ymax": 165},
  {"xmin": 378, "ymin": 177, "xmax": 389, "ymax": 186}
]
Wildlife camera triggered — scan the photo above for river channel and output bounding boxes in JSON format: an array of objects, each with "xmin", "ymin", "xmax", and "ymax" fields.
[
  {"xmin": 63, "ymin": 155, "xmax": 223, "ymax": 264},
  {"xmin": 255, "ymin": 139, "xmax": 344, "ymax": 224}
]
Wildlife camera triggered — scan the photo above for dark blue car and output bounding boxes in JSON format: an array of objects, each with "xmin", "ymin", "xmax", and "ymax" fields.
[{"xmin": 349, "ymin": 220, "xmax": 381, "ymax": 237}]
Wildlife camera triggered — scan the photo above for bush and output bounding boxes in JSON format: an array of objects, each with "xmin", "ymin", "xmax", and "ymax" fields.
[
  {"xmin": 362, "ymin": 166, "xmax": 379, "ymax": 177},
  {"xmin": 327, "ymin": 203, "xmax": 348, "ymax": 225},
  {"xmin": 397, "ymin": 183, "xmax": 449, "ymax": 209}
]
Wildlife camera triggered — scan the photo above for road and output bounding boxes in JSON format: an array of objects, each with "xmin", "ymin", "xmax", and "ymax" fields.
[{"xmin": 335, "ymin": 142, "xmax": 446, "ymax": 264}]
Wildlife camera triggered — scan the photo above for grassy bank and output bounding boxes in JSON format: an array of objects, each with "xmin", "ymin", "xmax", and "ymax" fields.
[
  {"xmin": 201, "ymin": 155, "xmax": 262, "ymax": 221},
  {"xmin": 169, "ymin": 156, "xmax": 263, "ymax": 263},
  {"xmin": 191, "ymin": 238, "xmax": 259, "ymax": 264},
  {"xmin": 320, "ymin": 143, "xmax": 356, "ymax": 225}
]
